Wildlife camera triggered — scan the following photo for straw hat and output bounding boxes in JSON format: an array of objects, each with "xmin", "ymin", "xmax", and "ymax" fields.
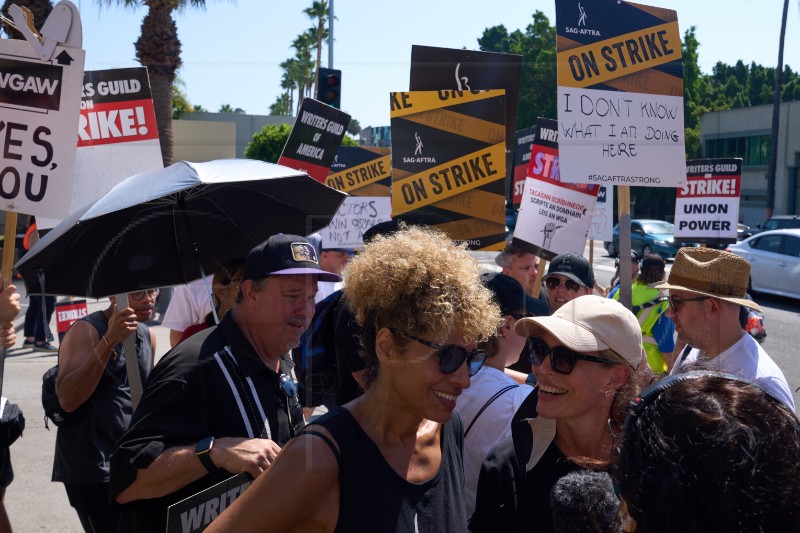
[{"xmin": 652, "ymin": 247, "xmax": 760, "ymax": 311}]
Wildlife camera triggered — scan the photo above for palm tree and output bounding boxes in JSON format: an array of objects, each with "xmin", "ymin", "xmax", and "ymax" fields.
[
  {"xmin": 101, "ymin": 0, "xmax": 210, "ymax": 167},
  {"xmin": 766, "ymin": 0, "xmax": 790, "ymax": 219},
  {"xmin": 1, "ymin": 0, "xmax": 52, "ymax": 38},
  {"xmin": 303, "ymin": 0, "xmax": 329, "ymax": 95},
  {"xmin": 290, "ymin": 30, "xmax": 316, "ymax": 113}
]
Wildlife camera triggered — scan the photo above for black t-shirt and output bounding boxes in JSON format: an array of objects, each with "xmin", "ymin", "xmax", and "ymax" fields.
[{"xmin": 110, "ymin": 312, "xmax": 296, "ymax": 533}]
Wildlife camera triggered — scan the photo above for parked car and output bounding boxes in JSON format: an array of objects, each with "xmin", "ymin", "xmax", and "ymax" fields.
[
  {"xmin": 739, "ymin": 215, "xmax": 800, "ymax": 240},
  {"xmin": 725, "ymin": 228, "xmax": 800, "ymax": 301},
  {"xmin": 604, "ymin": 219, "xmax": 696, "ymax": 259}
]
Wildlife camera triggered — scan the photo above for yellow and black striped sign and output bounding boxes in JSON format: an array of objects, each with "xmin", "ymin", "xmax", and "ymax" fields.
[
  {"xmin": 556, "ymin": 0, "xmax": 682, "ymax": 96},
  {"xmin": 325, "ymin": 147, "xmax": 391, "ymax": 196},
  {"xmin": 390, "ymin": 90, "xmax": 506, "ymax": 251}
]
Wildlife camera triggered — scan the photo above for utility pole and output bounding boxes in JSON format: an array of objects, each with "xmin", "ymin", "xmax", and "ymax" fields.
[
  {"xmin": 766, "ymin": 0, "xmax": 789, "ymax": 220},
  {"xmin": 328, "ymin": 0, "xmax": 334, "ymax": 68}
]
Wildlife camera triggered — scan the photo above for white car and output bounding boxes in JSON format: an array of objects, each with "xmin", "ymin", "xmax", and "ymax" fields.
[{"xmin": 726, "ymin": 229, "xmax": 800, "ymax": 300}]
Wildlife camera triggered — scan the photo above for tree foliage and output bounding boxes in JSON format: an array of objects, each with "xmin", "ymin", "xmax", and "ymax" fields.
[{"xmin": 477, "ymin": 11, "xmax": 557, "ymax": 129}]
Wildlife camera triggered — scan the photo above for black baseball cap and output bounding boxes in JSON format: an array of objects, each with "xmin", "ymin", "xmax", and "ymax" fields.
[
  {"xmin": 546, "ymin": 252, "xmax": 595, "ymax": 288},
  {"xmin": 481, "ymin": 272, "xmax": 541, "ymax": 316},
  {"xmin": 243, "ymin": 234, "xmax": 342, "ymax": 282}
]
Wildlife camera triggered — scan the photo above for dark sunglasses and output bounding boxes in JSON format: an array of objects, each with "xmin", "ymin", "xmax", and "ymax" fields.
[
  {"xmin": 667, "ymin": 296, "xmax": 709, "ymax": 314},
  {"xmin": 544, "ymin": 276, "xmax": 582, "ymax": 292},
  {"xmin": 278, "ymin": 374, "xmax": 304, "ymax": 437},
  {"xmin": 389, "ymin": 328, "xmax": 487, "ymax": 377},
  {"xmin": 527, "ymin": 337, "xmax": 618, "ymax": 375}
]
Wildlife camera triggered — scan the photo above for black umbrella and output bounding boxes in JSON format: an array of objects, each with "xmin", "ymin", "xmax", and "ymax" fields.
[{"xmin": 16, "ymin": 159, "xmax": 347, "ymax": 298}]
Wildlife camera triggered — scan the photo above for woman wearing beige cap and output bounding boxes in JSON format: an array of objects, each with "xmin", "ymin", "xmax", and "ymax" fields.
[{"xmin": 470, "ymin": 295, "xmax": 644, "ymax": 533}]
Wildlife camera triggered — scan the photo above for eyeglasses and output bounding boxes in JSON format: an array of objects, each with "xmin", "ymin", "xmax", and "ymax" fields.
[
  {"xmin": 667, "ymin": 296, "xmax": 710, "ymax": 314},
  {"xmin": 389, "ymin": 328, "xmax": 488, "ymax": 377},
  {"xmin": 544, "ymin": 276, "xmax": 582, "ymax": 293},
  {"xmin": 129, "ymin": 288, "xmax": 160, "ymax": 301},
  {"xmin": 527, "ymin": 337, "xmax": 618, "ymax": 375},
  {"xmin": 278, "ymin": 374, "xmax": 304, "ymax": 437}
]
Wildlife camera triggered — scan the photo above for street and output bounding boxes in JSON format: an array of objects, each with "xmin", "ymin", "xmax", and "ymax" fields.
[{"xmin": 2, "ymin": 243, "xmax": 799, "ymax": 531}]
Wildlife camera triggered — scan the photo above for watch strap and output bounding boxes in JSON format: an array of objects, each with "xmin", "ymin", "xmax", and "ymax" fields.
[{"xmin": 195, "ymin": 437, "xmax": 217, "ymax": 474}]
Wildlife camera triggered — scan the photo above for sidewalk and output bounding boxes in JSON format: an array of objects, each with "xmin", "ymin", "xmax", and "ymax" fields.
[{"xmin": 3, "ymin": 292, "xmax": 173, "ymax": 532}]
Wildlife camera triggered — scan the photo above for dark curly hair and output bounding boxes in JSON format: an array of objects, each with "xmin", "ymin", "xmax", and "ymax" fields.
[{"xmin": 615, "ymin": 372, "xmax": 800, "ymax": 532}]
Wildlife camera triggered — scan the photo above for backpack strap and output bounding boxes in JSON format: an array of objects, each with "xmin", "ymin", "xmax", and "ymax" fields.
[
  {"xmin": 679, "ymin": 344, "xmax": 693, "ymax": 365},
  {"xmin": 464, "ymin": 384, "xmax": 519, "ymax": 438}
]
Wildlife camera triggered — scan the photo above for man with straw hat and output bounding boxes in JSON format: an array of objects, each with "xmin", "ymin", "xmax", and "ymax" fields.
[{"xmin": 655, "ymin": 248, "xmax": 794, "ymax": 410}]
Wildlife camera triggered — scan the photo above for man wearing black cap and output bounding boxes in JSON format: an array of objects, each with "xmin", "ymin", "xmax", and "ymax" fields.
[
  {"xmin": 543, "ymin": 252, "xmax": 595, "ymax": 312},
  {"xmin": 110, "ymin": 234, "xmax": 340, "ymax": 532}
]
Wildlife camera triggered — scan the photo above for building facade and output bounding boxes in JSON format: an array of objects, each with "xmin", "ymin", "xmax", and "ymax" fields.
[{"xmin": 701, "ymin": 101, "xmax": 800, "ymax": 226}]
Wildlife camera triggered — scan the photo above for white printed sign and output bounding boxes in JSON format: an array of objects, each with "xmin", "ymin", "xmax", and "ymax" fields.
[
  {"xmin": 321, "ymin": 196, "xmax": 391, "ymax": 249},
  {"xmin": 588, "ymin": 184, "xmax": 614, "ymax": 241},
  {"xmin": 0, "ymin": 39, "xmax": 85, "ymax": 217},
  {"xmin": 515, "ymin": 177, "xmax": 599, "ymax": 261},
  {"xmin": 674, "ymin": 158, "xmax": 740, "ymax": 242},
  {"xmin": 39, "ymin": 67, "xmax": 163, "ymax": 229}
]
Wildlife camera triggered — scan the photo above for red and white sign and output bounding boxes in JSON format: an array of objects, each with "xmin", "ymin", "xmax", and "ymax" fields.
[
  {"xmin": 513, "ymin": 118, "xmax": 599, "ymax": 261},
  {"xmin": 55, "ymin": 299, "xmax": 88, "ymax": 341},
  {"xmin": 674, "ymin": 158, "xmax": 741, "ymax": 242}
]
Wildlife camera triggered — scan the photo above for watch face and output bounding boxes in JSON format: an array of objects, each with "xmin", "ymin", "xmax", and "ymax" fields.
[{"xmin": 196, "ymin": 437, "xmax": 213, "ymax": 454}]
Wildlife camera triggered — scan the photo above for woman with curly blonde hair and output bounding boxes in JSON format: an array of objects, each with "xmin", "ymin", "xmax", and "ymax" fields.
[{"xmin": 208, "ymin": 225, "xmax": 502, "ymax": 533}]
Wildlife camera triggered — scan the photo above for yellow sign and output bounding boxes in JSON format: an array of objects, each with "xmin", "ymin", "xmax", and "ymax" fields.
[
  {"xmin": 557, "ymin": 21, "xmax": 681, "ymax": 89},
  {"xmin": 326, "ymin": 155, "xmax": 391, "ymax": 193}
]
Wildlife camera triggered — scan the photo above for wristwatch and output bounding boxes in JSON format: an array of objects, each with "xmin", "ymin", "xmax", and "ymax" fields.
[{"xmin": 195, "ymin": 437, "xmax": 217, "ymax": 473}]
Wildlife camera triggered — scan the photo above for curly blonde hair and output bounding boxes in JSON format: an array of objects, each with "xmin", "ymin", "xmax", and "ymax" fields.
[{"xmin": 343, "ymin": 225, "xmax": 502, "ymax": 386}]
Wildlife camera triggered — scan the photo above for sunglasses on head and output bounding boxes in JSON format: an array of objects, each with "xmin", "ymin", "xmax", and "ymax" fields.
[
  {"xmin": 389, "ymin": 328, "xmax": 487, "ymax": 377},
  {"xmin": 544, "ymin": 276, "xmax": 582, "ymax": 292},
  {"xmin": 278, "ymin": 374, "xmax": 304, "ymax": 437},
  {"xmin": 527, "ymin": 337, "xmax": 618, "ymax": 375}
]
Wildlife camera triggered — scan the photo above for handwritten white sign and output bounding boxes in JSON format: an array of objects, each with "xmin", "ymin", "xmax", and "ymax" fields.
[{"xmin": 321, "ymin": 197, "xmax": 391, "ymax": 249}]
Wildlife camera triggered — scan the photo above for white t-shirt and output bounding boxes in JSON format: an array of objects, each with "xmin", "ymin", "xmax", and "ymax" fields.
[
  {"xmin": 315, "ymin": 281, "xmax": 342, "ymax": 304},
  {"xmin": 161, "ymin": 277, "xmax": 214, "ymax": 332},
  {"xmin": 671, "ymin": 333, "xmax": 795, "ymax": 411},
  {"xmin": 455, "ymin": 366, "xmax": 534, "ymax": 518}
]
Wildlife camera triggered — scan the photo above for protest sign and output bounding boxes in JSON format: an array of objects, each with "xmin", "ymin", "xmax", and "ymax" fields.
[
  {"xmin": 513, "ymin": 118, "xmax": 599, "ymax": 260},
  {"xmin": 320, "ymin": 196, "xmax": 391, "ymax": 249},
  {"xmin": 555, "ymin": 0, "xmax": 685, "ymax": 187},
  {"xmin": 167, "ymin": 472, "xmax": 251, "ymax": 533},
  {"xmin": 39, "ymin": 67, "xmax": 163, "ymax": 229},
  {"xmin": 279, "ymin": 98, "xmax": 350, "ymax": 182},
  {"xmin": 0, "ymin": 38, "xmax": 85, "ymax": 218},
  {"xmin": 325, "ymin": 146, "xmax": 391, "ymax": 196},
  {"xmin": 674, "ymin": 158, "xmax": 741, "ymax": 244},
  {"xmin": 512, "ymin": 126, "xmax": 536, "ymax": 209},
  {"xmin": 410, "ymin": 45, "xmax": 521, "ymax": 196},
  {"xmin": 55, "ymin": 299, "xmax": 87, "ymax": 341},
  {"xmin": 390, "ymin": 89, "xmax": 506, "ymax": 250},
  {"xmin": 588, "ymin": 184, "xmax": 614, "ymax": 241}
]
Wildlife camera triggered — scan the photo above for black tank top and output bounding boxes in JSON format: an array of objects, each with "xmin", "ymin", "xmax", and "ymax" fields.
[{"xmin": 306, "ymin": 407, "xmax": 467, "ymax": 533}]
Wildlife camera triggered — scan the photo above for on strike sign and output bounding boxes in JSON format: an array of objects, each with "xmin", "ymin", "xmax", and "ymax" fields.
[
  {"xmin": 0, "ymin": 39, "xmax": 85, "ymax": 218},
  {"xmin": 674, "ymin": 158, "xmax": 741, "ymax": 244}
]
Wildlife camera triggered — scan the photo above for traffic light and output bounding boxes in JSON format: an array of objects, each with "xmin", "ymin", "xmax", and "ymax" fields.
[{"xmin": 317, "ymin": 68, "xmax": 341, "ymax": 109}]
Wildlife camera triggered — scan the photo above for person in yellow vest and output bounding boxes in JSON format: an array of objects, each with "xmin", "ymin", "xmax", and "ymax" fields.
[{"xmin": 609, "ymin": 254, "xmax": 674, "ymax": 373}]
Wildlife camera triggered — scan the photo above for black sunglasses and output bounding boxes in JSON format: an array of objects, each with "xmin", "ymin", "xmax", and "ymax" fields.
[
  {"xmin": 278, "ymin": 374, "xmax": 304, "ymax": 437},
  {"xmin": 667, "ymin": 296, "xmax": 709, "ymax": 314},
  {"xmin": 544, "ymin": 277, "xmax": 582, "ymax": 292},
  {"xmin": 389, "ymin": 328, "xmax": 487, "ymax": 377},
  {"xmin": 527, "ymin": 337, "xmax": 618, "ymax": 375}
]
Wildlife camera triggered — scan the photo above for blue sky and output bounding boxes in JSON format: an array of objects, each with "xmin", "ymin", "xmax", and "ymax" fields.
[{"xmin": 71, "ymin": 0, "xmax": 798, "ymax": 128}]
